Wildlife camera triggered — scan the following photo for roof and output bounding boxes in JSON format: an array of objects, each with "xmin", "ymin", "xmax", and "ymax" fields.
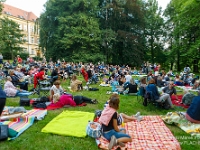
[{"xmin": 2, "ymin": 3, "xmax": 38, "ymax": 21}]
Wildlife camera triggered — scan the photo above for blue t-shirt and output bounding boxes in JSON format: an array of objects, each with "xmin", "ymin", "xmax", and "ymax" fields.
[{"xmin": 187, "ymin": 96, "xmax": 200, "ymax": 121}]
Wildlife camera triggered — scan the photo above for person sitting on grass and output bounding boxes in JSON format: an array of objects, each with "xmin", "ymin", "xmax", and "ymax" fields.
[
  {"xmin": 50, "ymin": 80, "xmax": 66, "ymax": 101},
  {"xmin": 4, "ymin": 76, "xmax": 33, "ymax": 97},
  {"xmin": 99, "ymin": 94, "xmax": 132, "ymax": 149},
  {"xmin": 70, "ymin": 74, "xmax": 83, "ymax": 92},
  {"xmin": 162, "ymin": 81, "xmax": 179, "ymax": 100},
  {"xmin": 185, "ymin": 94, "xmax": 200, "ymax": 124},
  {"xmin": 123, "ymin": 78, "xmax": 138, "ymax": 95}
]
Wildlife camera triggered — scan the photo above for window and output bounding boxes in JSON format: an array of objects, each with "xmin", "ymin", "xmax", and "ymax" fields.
[
  {"xmin": 19, "ymin": 24, "xmax": 22, "ymax": 30},
  {"xmin": 31, "ymin": 37, "xmax": 34, "ymax": 43},
  {"xmin": 31, "ymin": 49, "xmax": 34, "ymax": 55},
  {"xmin": 24, "ymin": 36, "xmax": 27, "ymax": 42},
  {"xmin": 24, "ymin": 25, "xmax": 27, "ymax": 31},
  {"xmin": 37, "ymin": 38, "xmax": 40, "ymax": 44}
]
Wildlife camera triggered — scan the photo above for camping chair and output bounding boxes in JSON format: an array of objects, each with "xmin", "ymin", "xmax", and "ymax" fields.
[
  {"xmin": 137, "ymin": 86, "xmax": 145, "ymax": 103},
  {"xmin": 36, "ymin": 79, "xmax": 51, "ymax": 97}
]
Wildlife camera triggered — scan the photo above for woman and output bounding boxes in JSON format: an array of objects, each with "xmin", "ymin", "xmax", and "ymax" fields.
[
  {"xmin": 4, "ymin": 76, "xmax": 33, "ymax": 97},
  {"xmin": 0, "ymin": 85, "xmax": 6, "ymax": 116},
  {"xmin": 162, "ymin": 81, "xmax": 179, "ymax": 100},
  {"xmin": 145, "ymin": 78, "xmax": 173, "ymax": 109},
  {"xmin": 124, "ymin": 78, "xmax": 138, "ymax": 94},
  {"xmin": 33, "ymin": 67, "xmax": 46, "ymax": 89},
  {"xmin": 192, "ymin": 80, "xmax": 200, "ymax": 90},
  {"xmin": 185, "ymin": 95, "xmax": 200, "ymax": 123},
  {"xmin": 99, "ymin": 94, "xmax": 132, "ymax": 149},
  {"xmin": 80, "ymin": 65, "xmax": 88, "ymax": 82},
  {"xmin": 50, "ymin": 80, "xmax": 65, "ymax": 101},
  {"xmin": 70, "ymin": 74, "xmax": 82, "ymax": 92},
  {"xmin": 9, "ymin": 69, "xmax": 28, "ymax": 91},
  {"xmin": 174, "ymin": 74, "xmax": 184, "ymax": 86}
]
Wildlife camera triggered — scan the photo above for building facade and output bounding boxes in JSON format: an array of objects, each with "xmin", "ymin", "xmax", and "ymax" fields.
[{"xmin": 2, "ymin": 3, "xmax": 41, "ymax": 57}]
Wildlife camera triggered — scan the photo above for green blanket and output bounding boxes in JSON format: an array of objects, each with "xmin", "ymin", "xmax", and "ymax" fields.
[
  {"xmin": 161, "ymin": 112, "xmax": 200, "ymax": 138},
  {"xmin": 41, "ymin": 111, "xmax": 94, "ymax": 137}
]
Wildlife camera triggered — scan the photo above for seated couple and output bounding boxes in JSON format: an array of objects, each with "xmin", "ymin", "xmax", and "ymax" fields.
[
  {"xmin": 48, "ymin": 80, "xmax": 97, "ymax": 108},
  {"xmin": 99, "ymin": 94, "xmax": 143, "ymax": 149},
  {"xmin": 4, "ymin": 76, "xmax": 33, "ymax": 97},
  {"xmin": 145, "ymin": 78, "xmax": 174, "ymax": 109}
]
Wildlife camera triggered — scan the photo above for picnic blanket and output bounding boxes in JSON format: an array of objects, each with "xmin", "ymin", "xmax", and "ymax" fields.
[
  {"xmin": 0, "ymin": 109, "xmax": 47, "ymax": 140},
  {"xmin": 171, "ymin": 95, "xmax": 189, "ymax": 108},
  {"xmin": 161, "ymin": 112, "xmax": 200, "ymax": 138},
  {"xmin": 41, "ymin": 110, "xmax": 94, "ymax": 137},
  {"xmin": 1, "ymin": 107, "xmax": 47, "ymax": 121},
  {"xmin": 96, "ymin": 116, "xmax": 181, "ymax": 150}
]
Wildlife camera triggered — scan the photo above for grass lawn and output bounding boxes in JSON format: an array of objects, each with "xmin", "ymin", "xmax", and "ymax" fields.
[{"xmin": 1, "ymin": 75, "xmax": 200, "ymax": 150}]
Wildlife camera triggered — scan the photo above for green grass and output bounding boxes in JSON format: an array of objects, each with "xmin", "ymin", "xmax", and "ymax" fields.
[{"xmin": 1, "ymin": 76, "xmax": 200, "ymax": 150}]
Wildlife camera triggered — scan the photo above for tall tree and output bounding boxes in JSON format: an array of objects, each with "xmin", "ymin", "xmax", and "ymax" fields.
[
  {"xmin": 143, "ymin": 0, "xmax": 165, "ymax": 64},
  {"xmin": 165, "ymin": 0, "xmax": 200, "ymax": 72},
  {"xmin": 0, "ymin": 18, "xmax": 25, "ymax": 59},
  {"xmin": 39, "ymin": 0, "xmax": 102, "ymax": 62}
]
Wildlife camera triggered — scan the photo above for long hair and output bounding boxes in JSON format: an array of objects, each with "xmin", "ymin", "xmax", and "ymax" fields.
[{"xmin": 109, "ymin": 94, "xmax": 119, "ymax": 110}]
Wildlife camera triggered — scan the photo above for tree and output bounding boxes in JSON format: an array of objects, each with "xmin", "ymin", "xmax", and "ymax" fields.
[
  {"xmin": 0, "ymin": 18, "xmax": 25, "ymax": 59},
  {"xmin": 143, "ymin": 0, "xmax": 165, "ymax": 65},
  {"xmin": 39, "ymin": 0, "xmax": 102, "ymax": 62},
  {"xmin": 164, "ymin": 0, "xmax": 200, "ymax": 72}
]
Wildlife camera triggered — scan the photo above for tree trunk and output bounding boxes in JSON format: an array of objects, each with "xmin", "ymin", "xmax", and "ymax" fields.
[{"xmin": 193, "ymin": 59, "xmax": 199, "ymax": 73}]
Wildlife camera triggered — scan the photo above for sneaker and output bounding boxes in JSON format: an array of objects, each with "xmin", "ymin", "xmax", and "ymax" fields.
[
  {"xmin": 108, "ymin": 136, "xmax": 117, "ymax": 150},
  {"xmin": 135, "ymin": 112, "xmax": 140, "ymax": 117},
  {"xmin": 136, "ymin": 116, "xmax": 143, "ymax": 122}
]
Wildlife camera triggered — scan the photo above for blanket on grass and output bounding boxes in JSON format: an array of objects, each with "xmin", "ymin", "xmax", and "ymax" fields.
[
  {"xmin": 41, "ymin": 110, "xmax": 94, "ymax": 137},
  {"xmin": 161, "ymin": 112, "xmax": 200, "ymax": 138},
  {"xmin": 96, "ymin": 116, "xmax": 181, "ymax": 150},
  {"xmin": 171, "ymin": 95, "xmax": 189, "ymax": 108},
  {"xmin": 0, "ymin": 109, "xmax": 47, "ymax": 140},
  {"xmin": 1, "ymin": 107, "xmax": 47, "ymax": 121}
]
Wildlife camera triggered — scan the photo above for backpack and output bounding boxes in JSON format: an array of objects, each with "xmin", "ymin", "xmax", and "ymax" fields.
[{"xmin": 182, "ymin": 93, "xmax": 196, "ymax": 105}]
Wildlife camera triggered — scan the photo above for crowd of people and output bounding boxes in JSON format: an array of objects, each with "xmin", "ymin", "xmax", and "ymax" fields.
[{"xmin": 0, "ymin": 55, "xmax": 200, "ymax": 149}]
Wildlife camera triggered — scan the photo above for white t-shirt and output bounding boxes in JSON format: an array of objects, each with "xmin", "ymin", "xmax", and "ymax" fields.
[{"xmin": 125, "ymin": 75, "xmax": 132, "ymax": 82}]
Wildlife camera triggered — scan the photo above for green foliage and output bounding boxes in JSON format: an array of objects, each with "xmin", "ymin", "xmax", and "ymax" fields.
[{"xmin": 0, "ymin": 17, "xmax": 25, "ymax": 59}]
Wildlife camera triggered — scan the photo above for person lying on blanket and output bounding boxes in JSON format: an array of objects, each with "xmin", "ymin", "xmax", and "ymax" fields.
[
  {"xmin": 50, "ymin": 93, "xmax": 98, "ymax": 108},
  {"xmin": 185, "ymin": 95, "xmax": 200, "ymax": 124},
  {"xmin": 4, "ymin": 76, "xmax": 34, "ymax": 97},
  {"xmin": 99, "ymin": 94, "xmax": 132, "ymax": 150}
]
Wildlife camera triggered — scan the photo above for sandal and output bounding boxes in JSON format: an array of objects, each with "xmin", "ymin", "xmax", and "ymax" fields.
[{"xmin": 91, "ymin": 99, "xmax": 98, "ymax": 104}]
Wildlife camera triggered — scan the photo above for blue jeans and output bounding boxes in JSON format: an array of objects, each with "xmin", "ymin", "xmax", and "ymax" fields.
[
  {"xmin": 103, "ymin": 128, "xmax": 131, "ymax": 141},
  {"xmin": 16, "ymin": 90, "xmax": 32, "ymax": 97}
]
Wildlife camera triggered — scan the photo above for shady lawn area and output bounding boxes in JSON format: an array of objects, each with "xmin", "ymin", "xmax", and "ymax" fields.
[{"xmin": 1, "ymin": 76, "xmax": 199, "ymax": 150}]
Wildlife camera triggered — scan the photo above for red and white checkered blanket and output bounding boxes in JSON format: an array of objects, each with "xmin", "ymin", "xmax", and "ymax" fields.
[{"xmin": 96, "ymin": 116, "xmax": 181, "ymax": 150}]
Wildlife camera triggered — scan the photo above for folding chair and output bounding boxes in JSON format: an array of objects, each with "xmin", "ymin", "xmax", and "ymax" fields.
[{"xmin": 137, "ymin": 86, "xmax": 145, "ymax": 103}]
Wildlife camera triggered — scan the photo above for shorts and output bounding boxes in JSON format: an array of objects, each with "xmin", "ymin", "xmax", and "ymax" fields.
[{"xmin": 103, "ymin": 128, "xmax": 130, "ymax": 141}]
